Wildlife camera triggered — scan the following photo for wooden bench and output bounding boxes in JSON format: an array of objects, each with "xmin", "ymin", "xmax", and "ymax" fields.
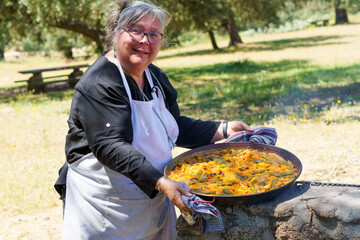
[
  {"xmin": 16, "ymin": 64, "xmax": 89, "ymax": 93},
  {"xmin": 310, "ymin": 19, "xmax": 329, "ymax": 27}
]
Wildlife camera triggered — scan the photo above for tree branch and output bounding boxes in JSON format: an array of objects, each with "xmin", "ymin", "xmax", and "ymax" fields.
[{"xmin": 51, "ymin": 20, "xmax": 107, "ymax": 48}]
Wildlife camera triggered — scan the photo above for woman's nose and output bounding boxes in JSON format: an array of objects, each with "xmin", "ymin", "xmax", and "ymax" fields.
[{"xmin": 139, "ymin": 33, "xmax": 150, "ymax": 45}]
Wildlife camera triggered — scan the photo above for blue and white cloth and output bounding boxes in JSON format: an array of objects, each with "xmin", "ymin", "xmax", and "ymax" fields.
[
  {"xmin": 225, "ymin": 127, "xmax": 277, "ymax": 145},
  {"xmin": 179, "ymin": 181, "xmax": 225, "ymax": 233}
]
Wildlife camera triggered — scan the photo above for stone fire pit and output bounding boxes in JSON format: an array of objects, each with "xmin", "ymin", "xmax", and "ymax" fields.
[{"xmin": 176, "ymin": 181, "xmax": 360, "ymax": 240}]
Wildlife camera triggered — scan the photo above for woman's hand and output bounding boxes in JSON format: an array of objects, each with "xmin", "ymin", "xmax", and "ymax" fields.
[
  {"xmin": 227, "ymin": 121, "xmax": 252, "ymax": 136},
  {"xmin": 158, "ymin": 178, "xmax": 192, "ymax": 212},
  {"xmin": 211, "ymin": 120, "xmax": 252, "ymax": 143}
]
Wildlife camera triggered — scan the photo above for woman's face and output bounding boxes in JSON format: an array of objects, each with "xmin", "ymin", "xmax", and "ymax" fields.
[{"xmin": 116, "ymin": 14, "xmax": 162, "ymax": 75}]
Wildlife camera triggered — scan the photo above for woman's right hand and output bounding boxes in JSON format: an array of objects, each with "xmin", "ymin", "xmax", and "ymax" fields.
[{"xmin": 158, "ymin": 178, "xmax": 192, "ymax": 212}]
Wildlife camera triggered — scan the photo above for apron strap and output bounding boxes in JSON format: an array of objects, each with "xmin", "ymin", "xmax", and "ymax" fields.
[
  {"xmin": 116, "ymin": 58, "xmax": 155, "ymax": 102},
  {"xmin": 115, "ymin": 59, "xmax": 176, "ymax": 149},
  {"xmin": 116, "ymin": 59, "xmax": 133, "ymax": 101}
]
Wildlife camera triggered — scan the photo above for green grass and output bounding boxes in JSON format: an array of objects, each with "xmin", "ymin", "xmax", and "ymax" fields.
[{"xmin": 163, "ymin": 60, "xmax": 360, "ymax": 123}]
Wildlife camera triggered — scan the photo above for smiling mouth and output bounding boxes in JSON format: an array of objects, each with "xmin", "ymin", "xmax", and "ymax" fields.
[{"xmin": 133, "ymin": 48, "xmax": 149, "ymax": 54}]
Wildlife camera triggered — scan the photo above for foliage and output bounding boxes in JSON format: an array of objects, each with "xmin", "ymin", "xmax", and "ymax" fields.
[
  {"xmin": 0, "ymin": 0, "xmax": 112, "ymax": 52},
  {"xmin": 22, "ymin": 37, "xmax": 45, "ymax": 52},
  {"xmin": 0, "ymin": 1, "xmax": 29, "ymax": 59},
  {"xmin": 157, "ymin": 0, "xmax": 309, "ymax": 48},
  {"xmin": 1, "ymin": 0, "xmax": 359, "ymax": 56}
]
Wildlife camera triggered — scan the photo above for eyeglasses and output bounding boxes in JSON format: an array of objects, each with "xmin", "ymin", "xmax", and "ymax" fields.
[{"xmin": 123, "ymin": 27, "xmax": 163, "ymax": 44}]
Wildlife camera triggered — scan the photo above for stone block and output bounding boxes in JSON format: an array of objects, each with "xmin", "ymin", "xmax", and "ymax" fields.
[{"xmin": 275, "ymin": 220, "xmax": 323, "ymax": 240}]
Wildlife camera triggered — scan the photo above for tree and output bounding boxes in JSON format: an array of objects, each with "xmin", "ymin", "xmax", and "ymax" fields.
[
  {"xmin": 176, "ymin": 0, "xmax": 225, "ymax": 49},
  {"xmin": 220, "ymin": 0, "xmax": 307, "ymax": 47},
  {"xmin": 157, "ymin": 0, "xmax": 300, "ymax": 49},
  {"xmin": 208, "ymin": 30, "xmax": 219, "ymax": 50},
  {"xmin": 0, "ymin": 0, "xmax": 111, "ymax": 53},
  {"xmin": 0, "ymin": 27, "xmax": 10, "ymax": 61},
  {"xmin": 334, "ymin": 0, "xmax": 349, "ymax": 23},
  {"xmin": 221, "ymin": 4, "xmax": 244, "ymax": 46},
  {"xmin": 323, "ymin": 0, "xmax": 360, "ymax": 24},
  {"xmin": 157, "ymin": 0, "xmax": 243, "ymax": 49},
  {"xmin": 23, "ymin": 0, "xmax": 112, "ymax": 50},
  {"xmin": 54, "ymin": 32, "xmax": 75, "ymax": 59},
  {"xmin": 333, "ymin": 0, "xmax": 360, "ymax": 24},
  {"xmin": 0, "ymin": 1, "xmax": 31, "ymax": 60},
  {"xmin": 153, "ymin": 0, "xmax": 224, "ymax": 49},
  {"xmin": 152, "ymin": 0, "xmax": 193, "ymax": 47},
  {"xmin": 1, "ymin": 0, "xmax": 313, "ymax": 56}
]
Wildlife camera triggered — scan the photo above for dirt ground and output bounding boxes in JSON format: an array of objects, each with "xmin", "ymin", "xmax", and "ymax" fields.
[{"xmin": 0, "ymin": 206, "xmax": 63, "ymax": 240}]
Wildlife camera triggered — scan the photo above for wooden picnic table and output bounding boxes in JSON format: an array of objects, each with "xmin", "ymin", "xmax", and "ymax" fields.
[
  {"xmin": 17, "ymin": 64, "xmax": 89, "ymax": 93},
  {"xmin": 310, "ymin": 19, "xmax": 329, "ymax": 27}
]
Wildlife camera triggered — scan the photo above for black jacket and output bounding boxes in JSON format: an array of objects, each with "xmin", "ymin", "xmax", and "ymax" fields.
[{"xmin": 55, "ymin": 55, "xmax": 220, "ymax": 198}]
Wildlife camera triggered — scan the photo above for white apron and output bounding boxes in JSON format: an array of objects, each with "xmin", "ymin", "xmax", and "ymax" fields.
[{"xmin": 62, "ymin": 60, "xmax": 179, "ymax": 240}]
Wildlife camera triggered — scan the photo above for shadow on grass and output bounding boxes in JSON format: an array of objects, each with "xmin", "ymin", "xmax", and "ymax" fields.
[
  {"xmin": 158, "ymin": 35, "xmax": 347, "ymax": 60},
  {"xmin": 253, "ymin": 35, "xmax": 347, "ymax": 50},
  {"xmin": 166, "ymin": 60, "xmax": 360, "ymax": 123},
  {"xmin": 165, "ymin": 60, "xmax": 308, "ymax": 80},
  {"xmin": 0, "ymin": 82, "xmax": 75, "ymax": 104}
]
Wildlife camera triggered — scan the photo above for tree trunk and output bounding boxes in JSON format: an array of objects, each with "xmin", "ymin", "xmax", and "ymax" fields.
[
  {"xmin": 335, "ymin": 8, "xmax": 349, "ymax": 24},
  {"xmin": 207, "ymin": 30, "xmax": 219, "ymax": 50},
  {"xmin": 228, "ymin": 18, "xmax": 243, "ymax": 46},
  {"xmin": 64, "ymin": 48, "xmax": 74, "ymax": 59},
  {"xmin": 0, "ymin": 47, "xmax": 4, "ymax": 61},
  {"xmin": 222, "ymin": 16, "xmax": 243, "ymax": 47}
]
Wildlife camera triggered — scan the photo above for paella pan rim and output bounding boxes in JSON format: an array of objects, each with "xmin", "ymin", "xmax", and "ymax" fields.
[{"xmin": 165, "ymin": 142, "xmax": 302, "ymax": 205}]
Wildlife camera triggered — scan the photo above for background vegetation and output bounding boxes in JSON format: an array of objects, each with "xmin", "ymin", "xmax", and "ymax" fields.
[{"xmin": 1, "ymin": 0, "xmax": 359, "ymax": 58}]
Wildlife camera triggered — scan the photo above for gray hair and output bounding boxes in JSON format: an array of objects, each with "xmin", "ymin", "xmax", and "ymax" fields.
[{"xmin": 105, "ymin": 0, "xmax": 171, "ymax": 49}]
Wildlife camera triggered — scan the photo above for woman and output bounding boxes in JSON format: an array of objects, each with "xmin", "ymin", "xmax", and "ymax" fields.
[{"xmin": 61, "ymin": 0, "xmax": 251, "ymax": 239}]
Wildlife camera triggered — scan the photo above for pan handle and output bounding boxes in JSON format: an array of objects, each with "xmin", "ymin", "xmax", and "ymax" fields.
[{"xmin": 194, "ymin": 198, "xmax": 215, "ymax": 204}]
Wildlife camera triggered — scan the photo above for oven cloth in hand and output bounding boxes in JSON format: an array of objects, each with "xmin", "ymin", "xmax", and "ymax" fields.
[
  {"xmin": 179, "ymin": 181, "xmax": 225, "ymax": 233},
  {"xmin": 225, "ymin": 127, "xmax": 277, "ymax": 146}
]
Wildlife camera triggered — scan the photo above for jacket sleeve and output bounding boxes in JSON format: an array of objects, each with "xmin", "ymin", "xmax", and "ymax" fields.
[{"xmin": 70, "ymin": 81, "xmax": 163, "ymax": 199}]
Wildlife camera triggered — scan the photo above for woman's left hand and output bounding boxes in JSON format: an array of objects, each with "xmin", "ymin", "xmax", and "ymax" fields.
[
  {"xmin": 211, "ymin": 120, "xmax": 252, "ymax": 143},
  {"xmin": 159, "ymin": 178, "xmax": 193, "ymax": 212},
  {"xmin": 227, "ymin": 121, "xmax": 252, "ymax": 136}
]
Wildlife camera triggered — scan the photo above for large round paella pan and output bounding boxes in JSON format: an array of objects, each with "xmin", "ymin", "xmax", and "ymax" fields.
[{"xmin": 164, "ymin": 142, "xmax": 302, "ymax": 205}]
